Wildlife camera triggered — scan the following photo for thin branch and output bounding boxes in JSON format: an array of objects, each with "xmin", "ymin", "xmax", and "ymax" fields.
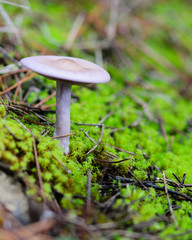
[
  {"xmin": 86, "ymin": 169, "xmax": 92, "ymax": 211},
  {"xmin": 33, "ymin": 139, "xmax": 46, "ymax": 202},
  {"xmin": 51, "ymin": 154, "xmax": 71, "ymax": 174},
  {"xmin": 13, "ymin": 116, "xmax": 36, "ymax": 137},
  {"xmin": 86, "ymin": 124, "xmax": 105, "ymax": 157},
  {"xmin": 35, "ymin": 91, "xmax": 56, "ymax": 107},
  {"xmin": 98, "ymin": 111, "xmax": 114, "ymax": 125},
  {"xmin": 51, "ymin": 132, "xmax": 76, "ymax": 139},
  {"xmin": 163, "ymin": 172, "xmax": 177, "ymax": 226},
  {"xmin": 128, "ymin": 170, "xmax": 149, "ymax": 191},
  {"xmin": 94, "ymin": 157, "xmax": 132, "ymax": 164}
]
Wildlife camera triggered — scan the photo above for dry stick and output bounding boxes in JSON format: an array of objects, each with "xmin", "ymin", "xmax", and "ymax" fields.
[
  {"xmin": 108, "ymin": 144, "xmax": 135, "ymax": 155},
  {"xmin": 94, "ymin": 157, "xmax": 132, "ymax": 164},
  {"xmin": 128, "ymin": 170, "xmax": 149, "ymax": 191},
  {"xmin": 35, "ymin": 91, "xmax": 56, "ymax": 107},
  {"xmin": 0, "ymin": 72, "xmax": 36, "ymax": 96},
  {"xmin": 51, "ymin": 154, "xmax": 71, "ymax": 174},
  {"xmin": 163, "ymin": 172, "xmax": 177, "ymax": 226},
  {"xmin": 75, "ymin": 122, "xmax": 104, "ymax": 127},
  {"xmin": 172, "ymin": 172, "xmax": 182, "ymax": 183},
  {"xmin": 98, "ymin": 111, "xmax": 114, "ymax": 125},
  {"xmin": 42, "ymin": 124, "xmax": 56, "ymax": 137},
  {"xmin": 81, "ymin": 128, "xmax": 118, "ymax": 159},
  {"xmin": 86, "ymin": 169, "xmax": 92, "ymax": 211},
  {"xmin": 13, "ymin": 116, "xmax": 36, "ymax": 137},
  {"xmin": 52, "ymin": 132, "xmax": 76, "ymax": 139},
  {"xmin": 33, "ymin": 139, "xmax": 46, "ymax": 202},
  {"xmin": 86, "ymin": 124, "xmax": 105, "ymax": 158},
  {"xmin": 41, "ymin": 103, "xmax": 56, "ymax": 110},
  {"xmin": 155, "ymin": 165, "xmax": 163, "ymax": 175},
  {"xmin": 180, "ymin": 173, "xmax": 186, "ymax": 185},
  {"xmin": 3, "ymin": 123, "xmax": 21, "ymax": 141}
]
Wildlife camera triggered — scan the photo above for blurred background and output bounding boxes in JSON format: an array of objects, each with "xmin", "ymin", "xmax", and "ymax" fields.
[{"xmin": 1, "ymin": 0, "xmax": 192, "ymax": 80}]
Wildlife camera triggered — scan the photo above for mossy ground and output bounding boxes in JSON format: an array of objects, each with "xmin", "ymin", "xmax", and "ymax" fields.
[{"xmin": 1, "ymin": 0, "xmax": 192, "ymax": 239}]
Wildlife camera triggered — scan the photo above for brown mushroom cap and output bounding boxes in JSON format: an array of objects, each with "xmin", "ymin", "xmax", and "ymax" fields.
[{"xmin": 20, "ymin": 55, "xmax": 110, "ymax": 84}]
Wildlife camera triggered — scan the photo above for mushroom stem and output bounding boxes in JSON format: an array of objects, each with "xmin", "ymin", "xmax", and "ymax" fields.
[{"xmin": 54, "ymin": 80, "xmax": 72, "ymax": 154}]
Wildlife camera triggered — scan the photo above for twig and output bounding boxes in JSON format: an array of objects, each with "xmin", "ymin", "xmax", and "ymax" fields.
[
  {"xmin": 98, "ymin": 111, "xmax": 114, "ymax": 125},
  {"xmin": 86, "ymin": 169, "xmax": 92, "ymax": 211},
  {"xmin": 108, "ymin": 144, "xmax": 135, "ymax": 155},
  {"xmin": 41, "ymin": 103, "xmax": 56, "ymax": 110},
  {"xmin": 86, "ymin": 124, "xmax": 105, "ymax": 157},
  {"xmin": 33, "ymin": 139, "xmax": 46, "ymax": 202},
  {"xmin": 3, "ymin": 123, "xmax": 22, "ymax": 141},
  {"xmin": 128, "ymin": 170, "xmax": 149, "ymax": 191},
  {"xmin": 172, "ymin": 172, "xmax": 181, "ymax": 183},
  {"xmin": 35, "ymin": 91, "xmax": 56, "ymax": 107},
  {"xmin": 163, "ymin": 172, "xmax": 177, "ymax": 226},
  {"xmin": 42, "ymin": 124, "xmax": 56, "ymax": 137},
  {"xmin": 104, "ymin": 177, "xmax": 192, "ymax": 202},
  {"xmin": 13, "ymin": 116, "xmax": 36, "ymax": 137},
  {"xmin": 180, "ymin": 173, "xmax": 186, "ymax": 185},
  {"xmin": 74, "ymin": 122, "xmax": 104, "ymax": 127},
  {"xmin": 155, "ymin": 165, "xmax": 163, "ymax": 175},
  {"xmin": 51, "ymin": 132, "xmax": 76, "ymax": 139},
  {"xmin": 94, "ymin": 157, "xmax": 132, "ymax": 164},
  {"xmin": 51, "ymin": 154, "xmax": 71, "ymax": 174},
  {"xmin": 81, "ymin": 128, "xmax": 119, "ymax": 159},
  {"xmin": 0, "ymin": 72, "xmax": 36, "ymax": 96}
]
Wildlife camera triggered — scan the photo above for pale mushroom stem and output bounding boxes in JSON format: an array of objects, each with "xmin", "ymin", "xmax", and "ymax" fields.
[{"xmin": 54, "ymin": 80, "xmax": 72, "ymax": 154}]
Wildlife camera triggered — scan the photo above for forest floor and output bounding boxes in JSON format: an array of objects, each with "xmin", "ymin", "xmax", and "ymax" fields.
[{"xmin": 1, "ymin": 0, "xmax": 192, "ymax": 239}]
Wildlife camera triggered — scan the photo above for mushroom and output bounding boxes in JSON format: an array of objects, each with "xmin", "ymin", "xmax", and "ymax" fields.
[{"xmin": 20, "ymin": 56, "xmax": 110, "ymax": 154}]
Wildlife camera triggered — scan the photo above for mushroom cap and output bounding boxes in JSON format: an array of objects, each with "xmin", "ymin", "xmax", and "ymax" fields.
[{"xmin": 20, "ymin": 55, "xmax": 110, "ymax": 84}]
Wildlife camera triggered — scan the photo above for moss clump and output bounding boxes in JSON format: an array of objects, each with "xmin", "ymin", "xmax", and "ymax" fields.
[{"xmin": 0, "ymin": 115, "xmax": 103, "ymax": 210}]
